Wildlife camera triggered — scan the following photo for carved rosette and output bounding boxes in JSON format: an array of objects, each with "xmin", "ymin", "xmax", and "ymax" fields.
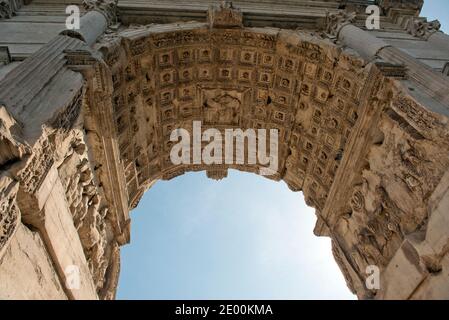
[
  {"xmin": 324, "ymin": 11, "xmax": 356, "ymax": 37},
  {"xmin": 406, "ymin": 18, "xmax": 441, "ymax": 39},
  {"xmin": 83, "ymin": 0, "xmax": 118, "ymax": 26}
]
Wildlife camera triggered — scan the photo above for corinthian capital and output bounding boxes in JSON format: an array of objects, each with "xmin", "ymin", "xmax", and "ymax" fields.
[
  {"xmin": 0, "ymin": 0, "xmax": 12, "ymax": 19},
  {"xmin": 406, "ymin": 17, "xmax": 441, "ymax": 39},
  {"xmin": 325, "ymin": 11, "xmax": 356, "ymax": 37},
  {"xmin": 83, "ymin": 0, "xmax": 118, "ymax": 25}
]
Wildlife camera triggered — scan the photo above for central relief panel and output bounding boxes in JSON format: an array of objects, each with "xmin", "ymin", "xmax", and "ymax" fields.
[{"xmin": 200, "ymin": 87, "xmax": 249, "ymax": 126}]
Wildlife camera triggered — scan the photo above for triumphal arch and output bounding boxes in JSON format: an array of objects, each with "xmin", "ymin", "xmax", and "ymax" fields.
[{"xmin": 1, "ymin": 0, "xmax": 449, "ymax": 300}]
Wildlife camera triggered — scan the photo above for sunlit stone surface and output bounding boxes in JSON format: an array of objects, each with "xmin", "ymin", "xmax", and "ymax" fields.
[{"xmin": 1, "ymin": 0, "xmax": 449, "ymax": 300}]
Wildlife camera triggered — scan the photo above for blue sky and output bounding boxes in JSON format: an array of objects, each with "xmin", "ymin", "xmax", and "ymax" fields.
[
  {"xmin": 117, "ymin": 2, "xmax": 448, "ymax": 300},
  {"xmin": 117, "ymin": 171, "xmax": 354, "ymax": 299}
]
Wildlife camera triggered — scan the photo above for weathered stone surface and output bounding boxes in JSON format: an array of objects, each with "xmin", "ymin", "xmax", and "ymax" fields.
[
  {"xmin": 406, "ymin": 17, "xmax": 441, "ymax": 39},
  {"xmin": 0, "ymin": 222, "xmax": 67, "ymax": 300},
  {"xmin": 0, "ymin": 176, "xmax": 20, "ymax": 260},
  {"xmin": 207, "ymin": 1, "xmax": 243, "ymax": 29},
  {"xmin": 41, "ymin": 167, "xmax": 99, "ymax": 300},
  {"xmin": 1, "ymin": 0, "xmax": 449, "ymax": 300},
  {"xmin": 0, "ymin": 0, "xmax": 23, "ymax": 20}
]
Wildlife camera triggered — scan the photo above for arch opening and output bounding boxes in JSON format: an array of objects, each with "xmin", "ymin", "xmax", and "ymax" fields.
[{"xmin": 117, "ymin": 170, "xmax": 355, "ymax": 299}]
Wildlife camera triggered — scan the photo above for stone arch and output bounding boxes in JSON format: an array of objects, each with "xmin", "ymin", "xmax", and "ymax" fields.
[
  {"xmin": 91, "ymin": 23, "xmax": 382, "ymax": 214},
  {"xmin": 1, "ymin": 0, "xmax": 449, "ymax": 301}
]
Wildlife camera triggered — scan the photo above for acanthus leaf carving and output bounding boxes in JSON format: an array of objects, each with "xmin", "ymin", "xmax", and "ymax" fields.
[{"xmin": 406, "ymin": 17, "xmax": 441, "ymax": 39}]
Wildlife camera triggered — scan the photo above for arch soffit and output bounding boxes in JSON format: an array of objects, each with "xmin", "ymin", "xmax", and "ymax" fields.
[{"xmin": 89, "ymin": 22, "xmax": 384, "ymax": 212}]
